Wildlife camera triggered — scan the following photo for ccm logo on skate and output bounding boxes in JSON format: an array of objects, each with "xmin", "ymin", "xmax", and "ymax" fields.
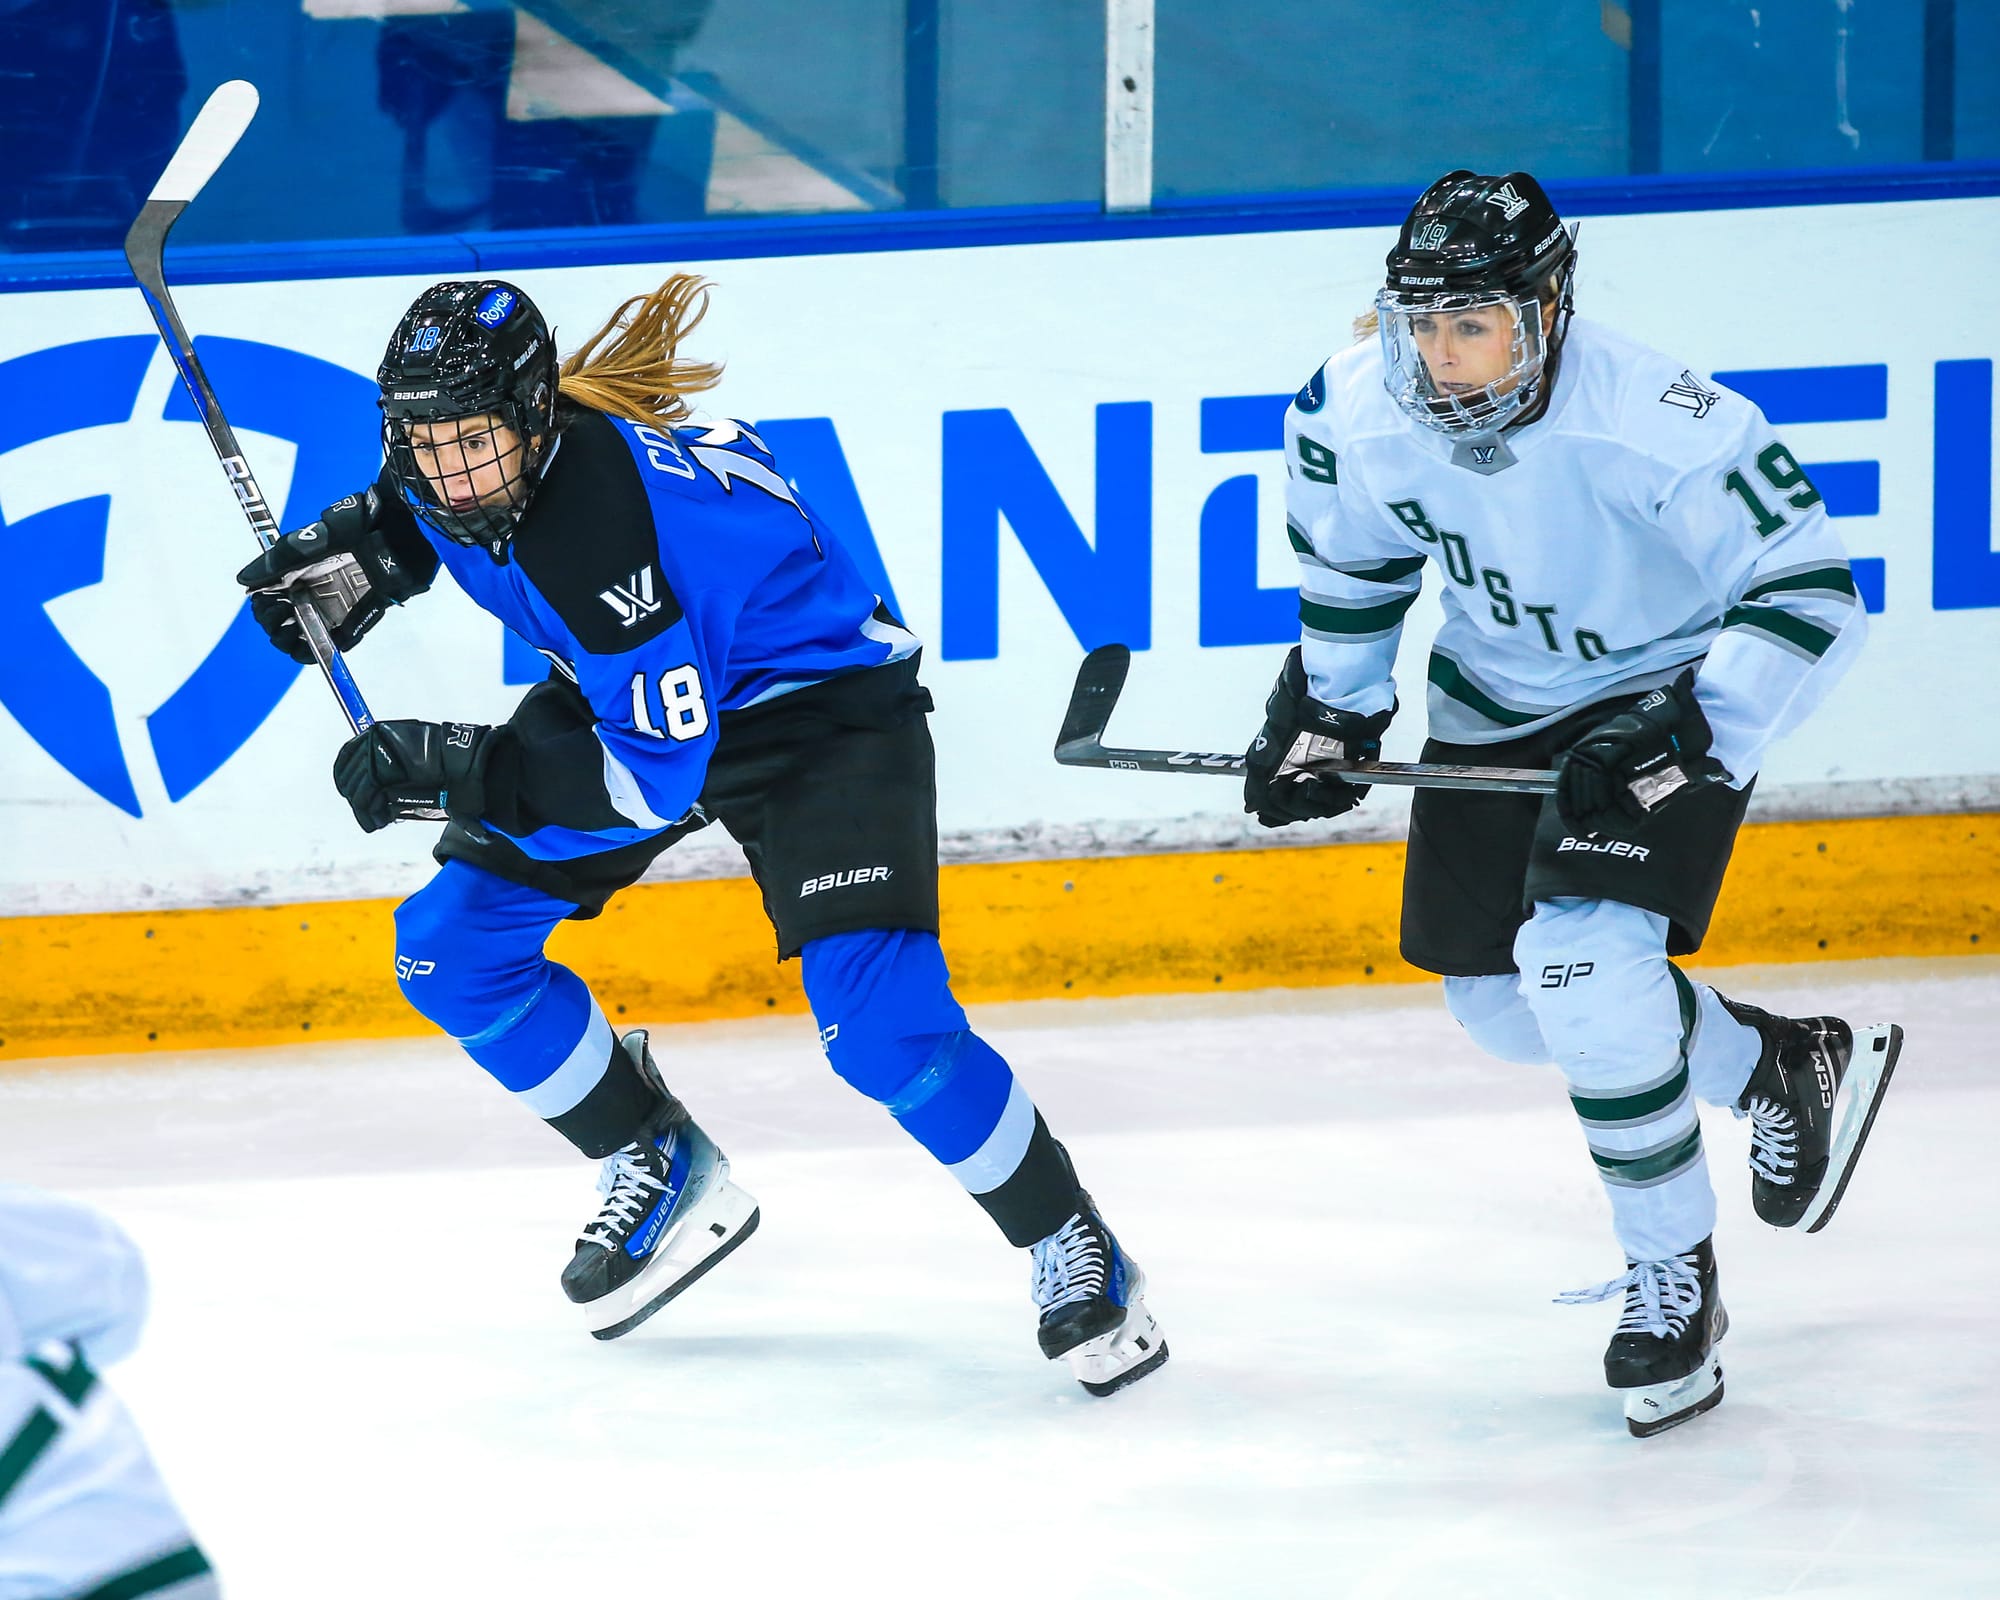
[
  {"xmin": 799, "ymin": 866, "xmax": 892, "ymax": 896},
  {"xmin": 394, "ymin": 956, "xmax": 435, "ymax": 980},
  {"xmin": 1556, "ymin": 836, "xmax": 1651, "ymax": 860},
  {"xmin": 1540, "ymin": 961, "xmax": 1595, "ymax": 988}
]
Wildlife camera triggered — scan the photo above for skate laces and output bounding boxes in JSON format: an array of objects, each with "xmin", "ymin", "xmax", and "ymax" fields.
[
  {"xmin": 1556, "ymin": 1253, "xmax": 1703, "ymax": 1339},
  {"xmin": 580, "ymin": 1131, "xmax": 674, "ymax": 1250},
  {"xmin": 1744, "ymin": 1095, "xmax": 1800, "ymax": 1185},
  {"xmin": 1032, "ymin": 1213, "xmax": 1109, "ymax": 1312}
]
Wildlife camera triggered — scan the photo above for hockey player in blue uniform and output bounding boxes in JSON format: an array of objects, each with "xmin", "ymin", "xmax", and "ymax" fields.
[{"xmin": 235, "ymin": 276, "xmax": 1166, "ymax": 1395}]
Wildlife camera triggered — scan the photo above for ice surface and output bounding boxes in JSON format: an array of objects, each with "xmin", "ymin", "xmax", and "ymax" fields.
[{"xmin": 5, "ymin": 958, "xmax": 1996, "ymax": 1598}]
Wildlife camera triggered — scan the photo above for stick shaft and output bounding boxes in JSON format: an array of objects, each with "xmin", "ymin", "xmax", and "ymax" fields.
[
  {"xmin": 1054, "ymin": 740, "xmax": 1558, "ymax": 793},
  {"xmin": 1052, "ymin": 643, "xmax": 1558, "ymax": 793},
  {"xmin": 122, "ymin": 82, "xmax": 374, "ymax": 735}
]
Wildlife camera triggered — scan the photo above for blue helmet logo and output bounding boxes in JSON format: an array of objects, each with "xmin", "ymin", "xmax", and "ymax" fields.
[
  {"xmin": 474, "ymin": 287, "xmax": 516, "ymax": 327},
  {"xmin": 0, "ymin": 336, "xmax": 377, "ymax": 816}
]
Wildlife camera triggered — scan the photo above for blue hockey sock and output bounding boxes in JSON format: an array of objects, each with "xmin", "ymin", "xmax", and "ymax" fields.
[{"xmin": 801, "ymin": 929, "xmax": 1081, "ymax": 1245}]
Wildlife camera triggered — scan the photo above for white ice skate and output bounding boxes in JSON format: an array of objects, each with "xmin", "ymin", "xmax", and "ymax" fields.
[{"xmin": 1032, "ymin": 1199, "xmax": 1169, "ymax": 1396}]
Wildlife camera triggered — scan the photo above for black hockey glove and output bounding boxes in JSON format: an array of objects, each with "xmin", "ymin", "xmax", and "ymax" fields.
[
  {"xmin": 1555, "ymin": 670, "xmax": 1733, "ymax": 837},
  {"xmin": 1243, "ymin": 647, "xmax": 1394, "ymax": 828},
  {"xmin": 236, "ymin": 486, "xmax": 433, "ymax": 663},
  {"xmin": 332, "ymin": 720, "xmax": 497, "ymax": 833}
]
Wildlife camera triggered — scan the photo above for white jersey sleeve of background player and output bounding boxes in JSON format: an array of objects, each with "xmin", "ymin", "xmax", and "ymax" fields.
[
  {"xmin": 1, "ymin": 1187, "xmax": 214, "ymax": 1599},
  {"xmin": 1283, "ymin": 355, "xmax": 1422, "ymax": 720},
  {"xmin": 1629, "ymin": 366, "xmax": 1868, "ymax": 784},
  {"xmin": 0, "ymin": 1184, "xmax": 149, "ymax": 1366}
]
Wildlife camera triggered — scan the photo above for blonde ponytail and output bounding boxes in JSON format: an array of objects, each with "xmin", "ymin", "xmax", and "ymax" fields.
[{"xmin": 557, "ymin": 274, "xmax": 725, "ymax": 428}]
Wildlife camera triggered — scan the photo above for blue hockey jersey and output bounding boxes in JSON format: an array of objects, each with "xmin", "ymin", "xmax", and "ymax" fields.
[{"xmin": 401, "ymin": 410, "xmax": 918, "ymax": 862}]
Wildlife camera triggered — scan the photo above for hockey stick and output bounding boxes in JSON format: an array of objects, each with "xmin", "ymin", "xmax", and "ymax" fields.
[
  {"xmin": 123, "ymin": 79, "xmax": 375, "ymax": 736},
  {"xmin": 1054, "ymin": 644, "xmax": 1560, "ymax": 794}
]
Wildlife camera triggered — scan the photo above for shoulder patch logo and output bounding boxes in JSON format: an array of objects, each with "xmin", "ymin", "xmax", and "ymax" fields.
[
  {"xmin": 1660, "ymin": 370, "xmax": 1721, "ymax": 419},
  {"xmin": 1295, "ymin": 363, "xmax": 1328, "ymax": 414},
  {"xmin": 1411, "ymin": 220, "xmax": 1450, "ymax": 252},
  {"xmin": 1486, "ymin": 183, "xmax": 1530, "ymax": 221},
  {"xmin": 600, "ymin": 566, "xmax": 663, "ymax": 627}
]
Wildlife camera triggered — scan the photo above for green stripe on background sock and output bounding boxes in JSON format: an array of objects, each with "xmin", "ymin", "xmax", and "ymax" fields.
[
  {"xmin": 1591, "ymin": 1126, "xmax": 1704, "ymax": 1186},
  {"xmin": 76, "ymin": 1544, "xmax": 215, "ymax": 1600}
]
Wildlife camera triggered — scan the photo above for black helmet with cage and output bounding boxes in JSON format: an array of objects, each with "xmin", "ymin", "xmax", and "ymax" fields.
[
  {"xmin": 1376, "ymin": 169, "xmax": 1577, "ymax": 435},
  {"xmin": 377, "ymin": 280, "xmax": 560, "ymax": 553}
]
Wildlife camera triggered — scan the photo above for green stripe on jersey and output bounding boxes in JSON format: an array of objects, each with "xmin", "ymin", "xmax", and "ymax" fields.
[
  {"xmin": 1722, "ymin": 603, "xmax": 1838, "ymax": 657},
  {"xmin": 1741, "ymin": 565, "xmax": 1858, "ymax": 603},
  {"xmin": 1301, "ymin": 591, "xmax": 1419, "ymax": 634},
  {"xmin": 1426, "ymin": 655, "xmax": 1544, "ymax": 727},
  {"xmin": 1333, "ymin": 554, "xmax": 1427, "ymax": 584},
  {"xmin": 1286, "ymin": 518, "xmax": 1316, "ymax": 556}
]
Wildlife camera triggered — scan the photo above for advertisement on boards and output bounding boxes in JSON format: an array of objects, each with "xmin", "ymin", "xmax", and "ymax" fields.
[{"xmin": 0, "ymin": 196, "xmax": 1994, "ymax": 913}]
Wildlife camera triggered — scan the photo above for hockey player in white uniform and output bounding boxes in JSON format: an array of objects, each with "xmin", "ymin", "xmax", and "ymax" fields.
[
  {"xmin": 1244, "ymin": 170, "xmax": 1903, "ymax": 1436},
  {"xmin": 0, "ymin": 1186, "xmax": 218, "ymax": 1597}
]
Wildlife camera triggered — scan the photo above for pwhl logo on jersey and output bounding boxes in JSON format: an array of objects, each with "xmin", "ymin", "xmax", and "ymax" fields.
[{"xmin": 0, "ymin": 336, "xmax": 375, "ymax": 816}]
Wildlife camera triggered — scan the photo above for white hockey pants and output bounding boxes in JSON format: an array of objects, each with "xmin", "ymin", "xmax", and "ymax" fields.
[{"xmin": 1444, "ymin": 897, "xmax": 1760, "ymax": 1262}]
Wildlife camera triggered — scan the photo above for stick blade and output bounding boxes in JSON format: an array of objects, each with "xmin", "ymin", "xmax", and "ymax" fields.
[
  {"xmin": 147, "ymin": 80, "xmax": 260, "ymax": 207},
  {"xmin": 1055, "ymin": 643, "xmax": 1133, "ymax": 759}
]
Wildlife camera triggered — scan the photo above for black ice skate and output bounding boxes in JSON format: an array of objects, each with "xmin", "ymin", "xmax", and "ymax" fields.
[
  {"xmin": 1719, "ymin": 996, "xmax": 1904, "ymax": 1233},
  {"xmin": 1030, "ymin": 1197, "xmax": 1168, "ymax": 1396},
  {"xmin": 560, "ymin": 1030, "xmax": 760, "ymax": 1340},
  {"xmin": 1558, "ymin": 1237, "xmax": 1727, "ymax": 1438}
]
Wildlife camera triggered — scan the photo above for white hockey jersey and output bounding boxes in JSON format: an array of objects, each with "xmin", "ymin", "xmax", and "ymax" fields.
[
  {"xmin": 0, "ymin": 1187, "xmax": 215, "ymax": 1599},
  {"xmin": 1285, "ymin": 316, "xmax": 1866, "ymax": 781}
]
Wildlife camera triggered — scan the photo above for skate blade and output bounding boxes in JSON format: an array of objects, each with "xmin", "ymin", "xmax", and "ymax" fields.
[
  {"xmin": 1801, "ymin": 1023, "xmax": 1903, "ymax": 1234},
  {"xmin": 1624, "ymin": 1356, "xmax": 1724, "ymax": 1438},
  {"xmin": 1065, "ymin": 1297, "xmax": 1169, "ymax": 1397},
  {"xmin": 584, "ymin": 1178, "xmax": 761, "ymax": 1341}
]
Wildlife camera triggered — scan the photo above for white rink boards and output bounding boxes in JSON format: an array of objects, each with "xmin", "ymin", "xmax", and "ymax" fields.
[
  {"xmin": 8, "ymin": 956, "xmax": 1996, "ymax": 1598},
  {"xmin": 2, "ymin": 195, "xmax": 1997, "ymax": 914}
]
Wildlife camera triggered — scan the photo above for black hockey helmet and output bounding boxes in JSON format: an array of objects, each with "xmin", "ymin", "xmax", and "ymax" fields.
[
  {"xmin": 1376, "ymin": 170, "xmax": 1577, "ymax": 435},
  {"xmin": 378, "ymin": 279, "xmax": 560, "ymax": 552}
]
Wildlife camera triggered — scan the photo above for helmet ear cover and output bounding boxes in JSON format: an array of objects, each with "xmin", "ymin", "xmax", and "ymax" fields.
[{"xmin": 377, "ymin": 280, "xmax": 560, "ymax": 550}]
